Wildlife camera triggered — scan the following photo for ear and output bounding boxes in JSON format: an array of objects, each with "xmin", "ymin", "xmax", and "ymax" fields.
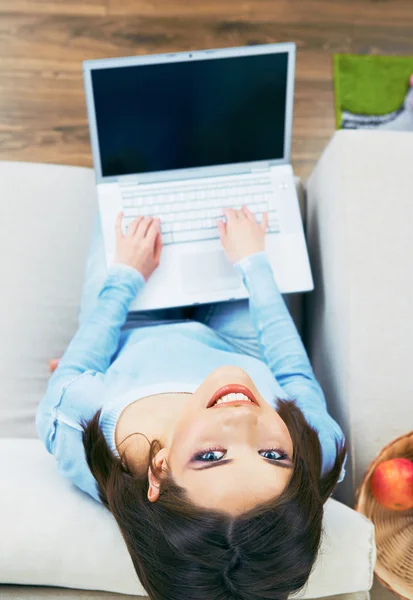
[{"xmin": 147, "ymin": 447, "xmax": 169, "ymax": 503}]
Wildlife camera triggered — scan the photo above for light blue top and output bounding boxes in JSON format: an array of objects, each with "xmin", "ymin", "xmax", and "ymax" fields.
[{"xmin": 36, "ymin": 252, "xmax": 346, "ymax": 504}]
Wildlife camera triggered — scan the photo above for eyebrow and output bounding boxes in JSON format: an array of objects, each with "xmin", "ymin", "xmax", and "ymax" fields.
[
  {"xmin": 264, "ymin": 459, "xmax": 293, "ymax": 470},
  {"xmin": 190, "ymin": 459, "xmax": 234, "ymax": 471},
  {"xmin": 189, "ymin": 459, "xmax": 293, "ymax": 471}
]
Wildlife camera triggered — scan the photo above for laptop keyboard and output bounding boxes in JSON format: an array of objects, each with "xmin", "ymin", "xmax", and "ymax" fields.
[{"xmin": 121, "ymin": 176, "xmax": 280, "ymax": 245}]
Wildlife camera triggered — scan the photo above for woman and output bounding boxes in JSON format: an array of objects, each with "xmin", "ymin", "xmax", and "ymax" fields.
[{"xmin": 37, "ymin": 206, "xmax": 347, "ymax": 600}]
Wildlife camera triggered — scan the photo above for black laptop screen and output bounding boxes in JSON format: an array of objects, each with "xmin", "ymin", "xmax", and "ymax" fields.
[{"xmin": 91, "ymin": 52, "xmax": 289, "ymax": 177}]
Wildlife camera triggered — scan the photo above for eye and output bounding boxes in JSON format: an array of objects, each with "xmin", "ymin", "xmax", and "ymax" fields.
[
  {"xmin": 193, "ymin": 448, "xmax": 226, "ymax": 462},
  {"xmin": 259, "ymin": 448, "xmax": 289, "ymax": 461}
]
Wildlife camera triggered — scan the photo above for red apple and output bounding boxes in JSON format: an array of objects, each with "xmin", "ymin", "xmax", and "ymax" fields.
[{"xmin": 370, "ymin": 458, "xmax": 413, "ymax": 511}]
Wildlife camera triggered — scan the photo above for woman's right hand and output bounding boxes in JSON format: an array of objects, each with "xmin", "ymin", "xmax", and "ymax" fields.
[
  {"xmin": 217, "ymin": 205, "xmax": 268, "ymax": 265},
  {"xmin": 114, "ymin": 212, "xmax": 163, "ymax": 281}
]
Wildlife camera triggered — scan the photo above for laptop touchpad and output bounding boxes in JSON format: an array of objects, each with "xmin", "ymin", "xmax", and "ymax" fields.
[{"xmin": 181, "ymin": 250, "xmax": 241, "ymax": 293}]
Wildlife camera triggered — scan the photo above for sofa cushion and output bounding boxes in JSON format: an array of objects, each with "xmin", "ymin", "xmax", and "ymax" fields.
[
  {"xmin": 0, "ymin": 162, "xmax": 97, "ymax": 438},
  {"xmin": 0, "ymin": 439, "xmax": 375, "ymax": 597}
]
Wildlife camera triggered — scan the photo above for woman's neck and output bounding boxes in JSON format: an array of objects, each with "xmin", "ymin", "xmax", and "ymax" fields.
[{"xmin": 115, "ymin": 392, "xmax": 191, "ymax": 471}]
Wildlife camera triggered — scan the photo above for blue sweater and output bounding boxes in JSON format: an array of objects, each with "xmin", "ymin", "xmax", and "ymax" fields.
[{"xmin": 36, "ymin": 252, "xmax": 346, "ymax": 503}]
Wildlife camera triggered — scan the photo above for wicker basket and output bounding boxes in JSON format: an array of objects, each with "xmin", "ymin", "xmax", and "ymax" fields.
[{"xmin": 355, "ymin": 431, "xmax": 413, "ymax": 600}]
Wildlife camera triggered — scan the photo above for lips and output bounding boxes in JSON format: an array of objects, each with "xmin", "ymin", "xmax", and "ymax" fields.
[{"xmin": 207, "ymin": 384, "xmax": 259, "ymax": 408}]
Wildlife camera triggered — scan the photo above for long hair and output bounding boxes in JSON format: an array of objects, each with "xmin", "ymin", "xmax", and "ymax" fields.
[{"xmin": 81, "ymin": 399, "xmax": 347, "ymax": 600}]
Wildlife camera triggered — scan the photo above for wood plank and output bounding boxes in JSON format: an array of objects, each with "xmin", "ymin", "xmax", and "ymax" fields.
[
  {"xmin": 106, "ymin": 0, "xmax": 413, "ymax": 28},
  {"xmin": 0, "ymin": 0, "xmax": 107, "ymax": 16},
  {"xmin": 1, "ymin": 14, "xmax": 413, "ymax": 67},
  {"xmin": 0, "ymin": 51, "xmax": 337, "ymax": 84}
]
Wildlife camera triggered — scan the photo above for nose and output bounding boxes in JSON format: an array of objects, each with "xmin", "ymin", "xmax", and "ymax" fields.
[{"xmin": 216, "ymin": 407, "xmax": 259, "ymax": 447}]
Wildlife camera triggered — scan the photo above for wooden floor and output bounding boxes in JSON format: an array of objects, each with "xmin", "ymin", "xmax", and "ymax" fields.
[{"xmin": 0, "ymin": 0, "xmax": 413, "ymax": 181}]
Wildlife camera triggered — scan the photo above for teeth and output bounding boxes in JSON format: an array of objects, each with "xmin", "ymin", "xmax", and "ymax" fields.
[{"xmin": 215, "ymin": 392, "xmax": 253, "ymax": 405}]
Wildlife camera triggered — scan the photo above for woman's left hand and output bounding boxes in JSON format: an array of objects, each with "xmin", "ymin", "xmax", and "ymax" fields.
[{"xmin": 114, "ymin": 212, "xmax": 163, "ymax": 281}]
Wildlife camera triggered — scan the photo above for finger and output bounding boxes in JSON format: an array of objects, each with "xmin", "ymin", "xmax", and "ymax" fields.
[
  {"xmin": 127, "ymin": 215, "xmax": 143, "ymax": 237},
  {"xmin": 235, "ymin": 208, "xmax": 245, "ymax": 220},
  {"xmin": 217, "ymin": 218, "xmax": 227, "ymax": 241},
  {"xmin": 242, "ymin": 205, "xmax": 256, "ymax": 223},
  {"xmin": 261, "ymin": 212, "xmax": 269, "ymax": 232},
  {"xmin": 153, "ymin": 231, "xmax": 163, "ymax": 263},
  {"xmin": 223, "ymin": 208, "xmax": 237, "ymax": 225},
  {"xmin": 145, "ymin": 218, "xmax": 161, "ymax": 245},
  {"xmin": 115, "ymin": 212, "xmax": 124, "ymax": 240},
  {"xmin": 136, "ymin": 216, "xmax": 154, "ymax": 237}
]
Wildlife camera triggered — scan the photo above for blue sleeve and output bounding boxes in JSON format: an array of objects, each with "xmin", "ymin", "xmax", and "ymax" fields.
[
  {"xmin": 235, "ymin": 252, "xmax": 346, "ymax": 481},
  {"xmin": 36, "ymin": 263, "xmax": 145, "ymax": 502},
  {"xmin": 52, "ymin": 263, "xmax": 145, "ymax": 380}
]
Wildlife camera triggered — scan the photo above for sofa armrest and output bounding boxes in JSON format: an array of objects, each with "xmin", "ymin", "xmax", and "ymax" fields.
[
  {"xmin": 304, "ymin": 130, "xmax": 413, "ymax": 505},
  {"xmin": 0, "ymin": 162, "xmax": 97, "ymax": 438}
]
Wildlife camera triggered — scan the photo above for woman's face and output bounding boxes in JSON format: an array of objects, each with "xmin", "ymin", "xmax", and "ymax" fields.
[{"xmin": 150, "ymin": 366, "xmax": 294, "ymax": 515}]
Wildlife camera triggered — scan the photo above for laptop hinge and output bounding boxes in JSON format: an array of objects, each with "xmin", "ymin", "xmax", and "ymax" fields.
[{"xmin": 250, "ymin": 164, "xmax": 271, "ymax": 173}]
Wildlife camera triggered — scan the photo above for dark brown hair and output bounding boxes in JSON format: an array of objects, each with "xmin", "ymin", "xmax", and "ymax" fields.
[{"xmin": 81, "ymin": 399, "xmax": 346, "ymax": 600}]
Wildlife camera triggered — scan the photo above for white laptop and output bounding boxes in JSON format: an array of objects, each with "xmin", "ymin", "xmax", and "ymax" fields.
[{"xmin": 83, "ymin": 42, "xmax": 313, "ymax": 311}]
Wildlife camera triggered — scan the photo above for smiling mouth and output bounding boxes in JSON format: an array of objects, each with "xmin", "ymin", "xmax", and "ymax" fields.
[{"xmin": 207, "ymin": 384, "xmax": 259, "ymax": 408}]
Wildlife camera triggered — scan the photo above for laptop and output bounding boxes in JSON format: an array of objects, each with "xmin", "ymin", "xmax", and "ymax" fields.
[{"xmin": 83, "ymin": 42, "xmax": 313, "ymax": 311}]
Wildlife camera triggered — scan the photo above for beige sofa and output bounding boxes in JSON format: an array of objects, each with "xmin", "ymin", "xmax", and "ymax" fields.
[{"xmin": 0, "ymin": 155, "xmax": 375, "ymax": 599}]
